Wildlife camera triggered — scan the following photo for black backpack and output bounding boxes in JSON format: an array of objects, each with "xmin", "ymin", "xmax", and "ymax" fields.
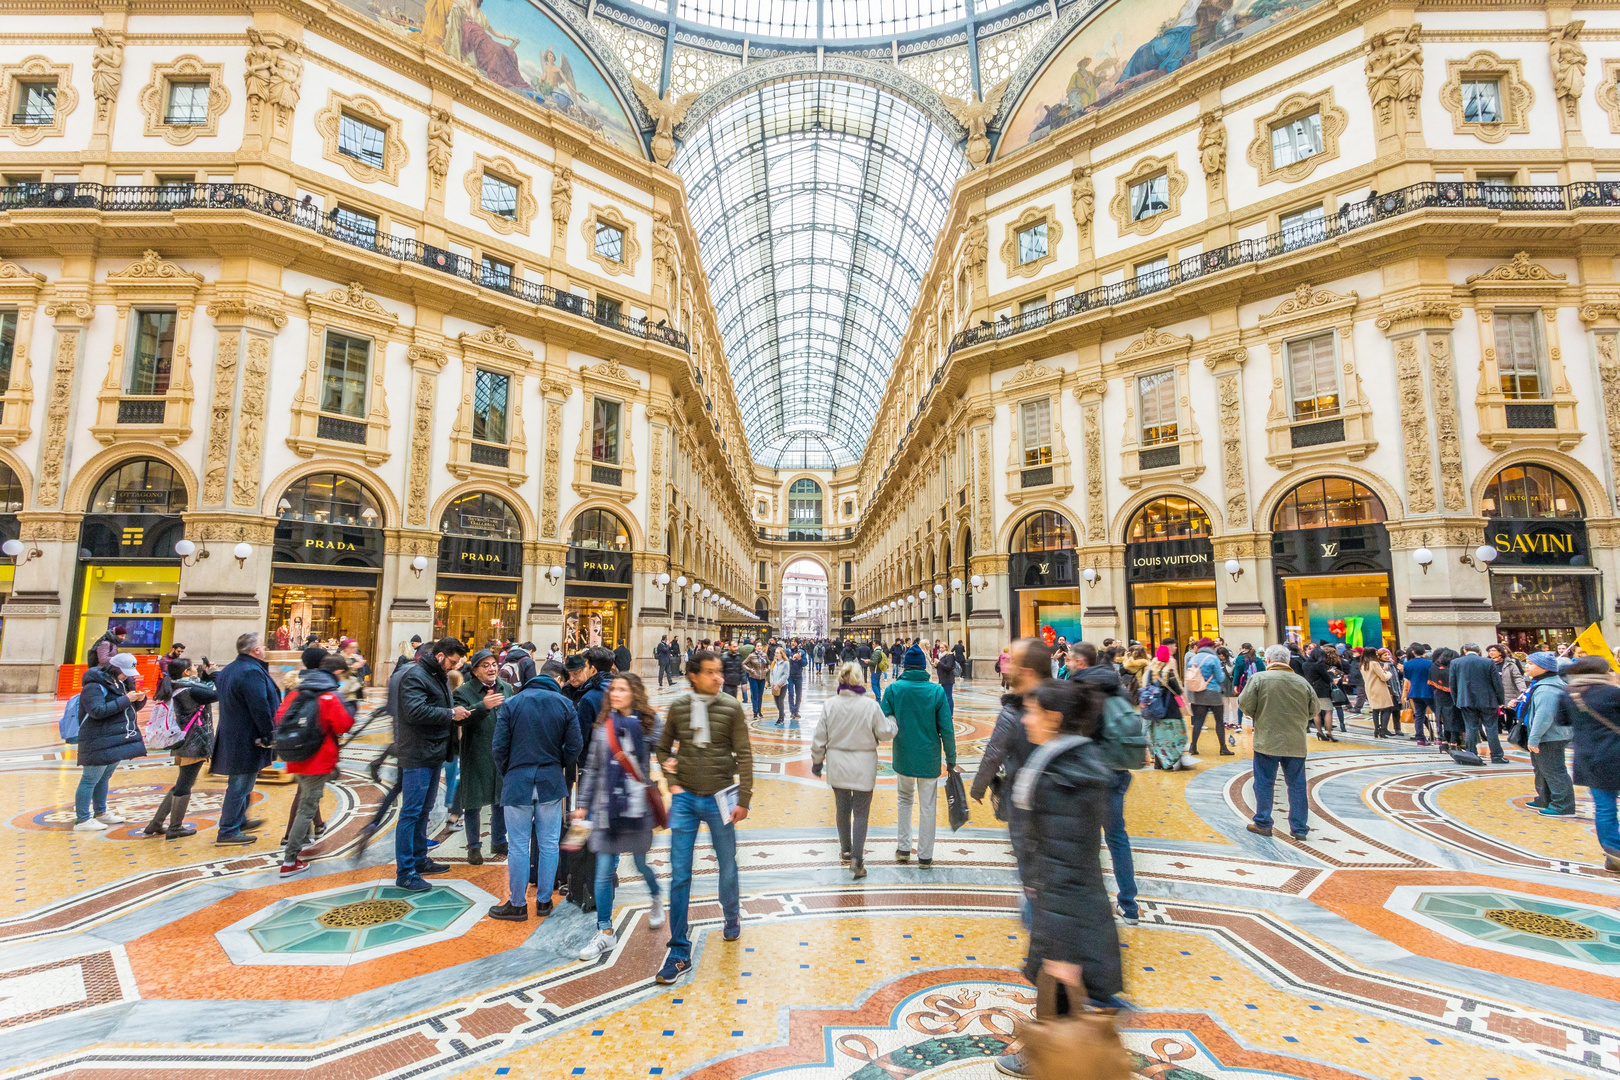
[{"xmin": 274, "ymin": 689, "xmax": 326, "ymax": 762}]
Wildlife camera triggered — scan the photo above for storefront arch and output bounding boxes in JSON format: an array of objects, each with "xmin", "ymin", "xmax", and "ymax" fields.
[
  {"xmin": 996, "ymin": 502, "xmax": 1077, "ymax": 554},
  {"xmin": 1125, "ymin": 494, "xmax": 1214, "ymax": 544},
  {"xmin": 429, "ymin": 481, "xmax": 535, "ymax": 540},
  {"xmin": 1269, "ymin": 477, "xmax": 1388, "ymax": 533},
  {"xmin": 1111, "ymin": 485, "xmax": 1223, "ymax": 546},
  {"xmin": 261, "ymin": 460, "xmax": 399, "ymax": 529},
  {"xmin": 564, "ymin": 501, "xmax": 644, "ymax": 552},
  {"xmin": 1007, "ymin": 509, "xmax": 1080, "ymax": 642},
  {"xmin": 277, "ymin": 472, "xmax": 387, "ymax": 531},
  {"xmin": 1254, "ymin": 465, "xmax": 1403, "ymax": 536},
  {"xmin": 1268, "ymin": 474, "xmax": 1396, "ymax": 650},
  {"xmin": 1478, "ymin": 458, "xmax": 1602, "ymax": 651},
  {"xmin": 1470, "ymin": 449, "xmax": 1608, "ymax": 520},
  {"xmin": 64, "ymin": 444, "xmax": 197, "ymax": 514},
  {"xmin": 1121, "ymin": 492, "xmax": 1217, "ymax": 647}
]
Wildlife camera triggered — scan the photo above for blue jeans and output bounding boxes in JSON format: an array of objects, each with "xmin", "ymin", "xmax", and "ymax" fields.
[
  {"xmin": 216, "ymin": 771, "xmax": 259, "ymax": 836},
  {"xmin": 440, "ymin": 759, "xmax": 460, "ymax": 812},
  {"xmin": 1251, "ymin": 753, "xmax": 1308, "ymax": 835},
  {"xmin": 871, "ymin": 669, "xmax": 883, "ymax": 695},
  {"xmin": 395, "ymin": 765, "xmax": 441, "ymax": 880},
  {"xmin": 747, "ymin": 678, "xmax": 765, "ymax": 718},
  {"xmin": 503, "ymin": 795, "xmax": 565, "ymax": 906},
  {"xmin": 941, "ymin": 684, "xmax": 955, "ymax": 714},
  {"xmin": 788, "ymin": 676, "xmax": 803, "ymax": 716},
  {"xmin": 595, "ymin": 851, "xmax": 661, "ymax": 930},
  {"xmin": 74, "ymin": 763, "xmax": 117, "ymax": 822},
  {"xmin": 1591, "ymin": 787, "xmax": 1619, "ymax": 855},
  {"xmin": 1104, "ymin": 770, "xmax": 1138, "ymax": 918},
  {"xmin": 665, "ymin": 788, "xmax": 740, "ymax": 963},
  {"xmin": 1409, "ymin": 698, "xmax": 1433, "ymax": 740}
]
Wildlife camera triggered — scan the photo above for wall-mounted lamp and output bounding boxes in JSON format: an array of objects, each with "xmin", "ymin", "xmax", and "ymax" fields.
[
  {"xmin": 653, "ymin": 572, "xmax": 672, "ymax": 592},
  {"xmin": 1224, "ymin": 558, "xmax": 1244, "ymax": 582},
  {"xmin": 1, "ymin": 537, "xmax": 42, "ymax": 566},
  {"xmin": 410, "ymin": 554, "xmax": 429, "ymax": 578},
  {"xmin": 544, "ymin": 563, "xmax": 566, "ymax": 584},
  {"xmin": 173, "ymin": 538, "xmax": 209, "ymax": 567},
  {"xmin": 951, "ymin": 577, "xmax": 963, "ymax": 592},
  {"xmin": 233, "ymin": 541, "xmax": 253, "ymax": 568},
  {"xmin": 675, "ymin": 575, "xmax": 689, "ymax": 589},
  {"xmin": 1459, "ymin": 544, "xmax": 1498, "ymax": 574},
  {"xmin": 1081, "ymin": 558, "xmax": 1104, "ymax": 590},
  {"xmin": 932, "ymin": 583, "xmax": 944, "ymax": 596},
  {"xmin": 1412, "ymin": 536, "xmax": 1435, "ymax": 575},
  {"xmin": 969, "ymin": 574, "xmax": 988, "ymax": 593}
]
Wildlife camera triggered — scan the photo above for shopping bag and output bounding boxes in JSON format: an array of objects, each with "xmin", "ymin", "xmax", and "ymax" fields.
[
  {"xmin": 1020, "ymin": 971, "xmax": 1132, "ymax": 1080},
  {"xmin": 945, "ymin": 768, "xmax": 969, "ymax": 831}
]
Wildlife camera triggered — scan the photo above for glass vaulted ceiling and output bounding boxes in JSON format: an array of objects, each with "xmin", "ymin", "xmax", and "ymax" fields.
[
  {"xmin": 674, "ymin": 0, "xmax": 967, "ymax": 40},
  {"xmin": 674, "ymin": 78, "xmax": 966, "ymax": 470}
]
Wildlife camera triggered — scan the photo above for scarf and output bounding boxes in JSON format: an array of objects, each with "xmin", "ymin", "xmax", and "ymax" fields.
[
  {"xmin": 687, "ymin": 690, "xmax": 714, "ymax": 747},
  {"xmin": 605, "ymin": 710, "xmax": 649, "ymax": 834}
]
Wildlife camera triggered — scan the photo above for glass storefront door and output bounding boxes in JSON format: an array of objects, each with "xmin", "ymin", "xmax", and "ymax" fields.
[
  {"xmin": 267, "ymin": 583, "xmax": 377, "ymax": 658},
  {"xmin": 1129, "ymin": 581, "xmax": 1217, "ymax": 648},
  {"xmin": 434, "ymin": 592, "xmax": 520, "ymax": 648}
]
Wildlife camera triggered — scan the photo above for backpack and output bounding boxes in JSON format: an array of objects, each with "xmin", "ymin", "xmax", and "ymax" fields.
[
  {"xmin": 58, "ymin": 694, "xmax": 80, "ymax": 744},
  {"xmin": 1138, "ymin": 672, "xmax": 1169, "ymax": 721},
  {"xmin": 273, "ymin": 689, "xmax": 326, "ymax": 762},
  {"xmin": 1097, "ymin": 694, "xmax": 1148, "ymax": 770},
  {"xmin": 1185, "ymin": 659, "xmax": 1207, "ymax": 694}
]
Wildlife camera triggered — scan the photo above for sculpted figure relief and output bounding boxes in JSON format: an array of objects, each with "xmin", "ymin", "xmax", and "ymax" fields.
[
  {"xmin": 1551, "ymin": 22, "xmax": 1587, "ymax": 117},
  {"xmin": 91, "ymin": 28, "xmax": 123, "ymax": 121}
]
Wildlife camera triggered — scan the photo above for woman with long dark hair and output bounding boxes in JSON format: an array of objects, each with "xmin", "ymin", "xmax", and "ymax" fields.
[
  {"xmin": 573, "ymin": 672, "xmax": 665, "ymax": 961},
  {"xmin": 140, "ymin": 658, "xmax": 216, "ymax": 838}
]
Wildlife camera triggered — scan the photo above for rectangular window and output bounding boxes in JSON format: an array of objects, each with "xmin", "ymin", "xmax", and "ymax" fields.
[
  {"xmin": 320, "ymin": 332, "xmax": 371, "ymax": 418},
  {"xmin": 1138, "ymin": 370, "xmax": 1178, "ymax": 446},
  {"xmin": 596, "ymin": 296, "xmax": 623, "ymax": 323},
  {"xmin": 1019, "ymin": 399, "xmax": 1052, "ymax": 467},
  {"xmin": 1462, "ymin": 79, "xmax": 1502, "ymax": 123},
  {"xmin": 337, "ymin": 112, "xmax": 387, "ymax": 168},
  {"xmin": 1016, "ymin": 221, "xmax": 1048, "ymax": 265},
  {"xmin": 844, "ymin": 499, "xmax": 854, "ymax": 516},
  {"xmin": 1478, "ymin": 173, "xmax": 1515, "ymax": 187},
  {"xmin": 843, "ymin": 561, "xmax": 852, "ymax": 585},
  {"xmin": 757, "ymin": 500, "xmax": 767, "ymax": 517},
  {"xmin": 1280, "ymin": 205, "xmax": 1326, "ymax": 248},
  {"xmin": 957, "ymin": 432, "xmax": 968, "ymax": 485},
  {"xmin": 472, "ymin": 368, "xmax": 509, "ymax": 444},
  {"xmin": 1270, "ymin": 111, "xmax": 1324, "ymax": 168},
  {"xmin": 1018, "ymin": 296, "xmax": 1047, "ymax": 319},
  {"xmin": 16, "ymin": 81, "xmax": 55, "ymax": 125},
  {"xmin": 592, "ymin": 397, "xmax": 621, "ymax": 462},
  {"xmin": 1130, "ymin": 174, "xmax": 1169, "ymax": 221},
  {"xmin": 481, "ymin": 173, "xmax": 518, "ymax": 219},
  {"xmin": 758, "ymin": 560, "xmax": 768, "ymax": 588},
  {"xmin": 1286, "ymin": 331, "xmax": 1340, "ymax": 420},
  {"xmin": 165, "ymin": 82, "xmax": 210, "ymax": 125},
  {"xmin": 1493, "ymin": 311, "xmax": 1545, "ymax": 399},
  {"xmin": 480, "ymin": 255, "xmax": 512, "ymax": 289},
  {"xmin": 331, "ymin": 206, "xmax": 378, "ymax": 242},
  {"xmin": 1134, "ymin": 256, "xmax": 1170, "ymax": 287},
  {"xmin": 0, "ymin": 310, "xmax": 16, "ymax": 395},
  {"xmin": 126, "ymin": 311, "xmax": 177, "ymax": 396},
  {"xmin": 594, "ymin": 221, "xmax": 625, "ymax": 262}
]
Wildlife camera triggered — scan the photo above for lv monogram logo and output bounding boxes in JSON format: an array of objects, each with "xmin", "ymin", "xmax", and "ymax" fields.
[{"xmin": 1320, "ymin": 542, "xmax": 1340, "ymax": 557}]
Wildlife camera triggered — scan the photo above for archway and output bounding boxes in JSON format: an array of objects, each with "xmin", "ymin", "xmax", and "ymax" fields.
[
  {"xmin": 1269, "ymin": 477, "xmax": 1393, "ymax": 649},
  {"xmin": 780, "ymin": 557, "xmax": 828, "ymax": 640},
  {"xmin": 1480, "ymin": 463, "xmax": 1594, "ymax": 650}
]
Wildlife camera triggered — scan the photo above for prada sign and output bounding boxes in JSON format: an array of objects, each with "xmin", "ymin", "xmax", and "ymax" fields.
[
  {"xmin": 1124, "ymin": 538, "xmax": 1215, "ymax": 583},
  {"xmin": 566, "ymin": 546, "xmax": 633, "ymax": 585},
  {"xmin": 438, "ymin": 535, "xmax": 521, "ymax": 578},
  {"xmin": 1484, "ymin": 520, "xmax": 1588, "ymax": 568},
  {"xmin": 1270, "ymin": 524, "xmax": 1391, "ymax": 577},
  {"xmin": 274, "ymin": 520, "xmax": 384, "ymax": 568}
]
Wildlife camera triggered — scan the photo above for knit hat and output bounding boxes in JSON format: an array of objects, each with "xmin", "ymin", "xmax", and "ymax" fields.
[
  {"xmin": 904, "ymin": 644, "xmax": 927, "ymax": 669},
  {"xmin": 1526, "ymin": 650, "xmax": 1559, "ymax": 672},
  {"xmin": 301, "ymin": 646, "xmax": 328, "ymax": 670}
]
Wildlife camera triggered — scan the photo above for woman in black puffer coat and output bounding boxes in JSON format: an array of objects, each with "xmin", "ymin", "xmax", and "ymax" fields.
[
  {"xmin": 141, "ymin": 658, "xmax": 218, "ymax": 839},
  {"xmin": 74, "ymin": 657, "xmax": 148, "ymax": 830},
  {"xmin": 1000, "ymin": 678, "xmax": 1123, "ymax": 1078}
]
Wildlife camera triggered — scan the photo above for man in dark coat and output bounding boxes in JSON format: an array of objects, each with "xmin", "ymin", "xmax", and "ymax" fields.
[
  {"xmin": 613, "ymin": 639, "xmax": 632, "ymax": 674},
  {"xmin": 1069, "ymin": 641, "xmax": 1140, "ymax": 925},
  {"xmin": 394, "ymin": 637, "xmax": 470, "ymax": 890},
  {"xmin": 1451, "ymin": 643, "xmax": 1506, "ymax": 763},
  {"xmin": 210, "ymin": 632, "xmax": 282, "ymax": 845},
  {"xmin": 655, "ymin": 635, "xmax": 673, "ymax": 687},
  {"xmin": 720, "ymin": 640, "xmax": 744, "ymax": 699},
  {"xmin": 452, "ymin": 648, "xmax": 513, "ymax": 864},
  {"xmin": 971, "ymin": 638, "xmax": 1046, "ymax": 880},
  {"xmin": 575, "ymin": 647, "xmax": 614, "ymax": 757},
  {"xmin": 73, "ymin": 653, "xmax": 148, "ymax": 829}
]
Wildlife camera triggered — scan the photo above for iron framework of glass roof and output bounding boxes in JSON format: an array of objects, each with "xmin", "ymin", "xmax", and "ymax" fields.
[
  {"xmin": 672, "ymin": 0, "xmax": 969, "ymax": 41},
  {"xmin": 673, "ymin": 77, "xmax": 966, "ymax": 470}
]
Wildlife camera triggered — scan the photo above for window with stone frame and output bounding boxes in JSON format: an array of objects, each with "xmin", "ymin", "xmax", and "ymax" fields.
[
  {"xmin": 337, "ymin": 112, "xmax": 387, "ymax": 168},
  {"xmin": 320, "ymin": 332, "xmax": 371, "ymax": 418},
  {"xmin": 14, "ymin": 80, "xmax": 55, "ymax": 124},
  {"xmin": 1016, "ymin": 221, "xmax": 1047, "ymax": 265},
  {"xmin": 126, "ymin": 310, "xmax": 177, "ymax": 395},
  {"xmin": 1270, "ymin": 110, "xmax": 1323, "ymax": 168},
  {"xmin": 1493, "ymin": 311, "xmax": 1546, "ymax": 399},
  {"xmin": 595, "ymin": 221, "xmax": 626, "ymax": 263},
  {"xmin": 1462, "ymin": 78, "xmax": 1503, "ymax": 123},
  {"xmin": 481, "ymin": 172, "xmax": 519, "ymax": 219},
  {"xmin": 1019, "ymin": 398, "xmax": 1052, "ymax": 466},
  {"xmin": 0, "ymin": 309, "xmax": 14, "ymax": 394},
  {"xmin": 472, "ymin": 368, "xmax": 509, "ymax": 445},
  {"xmin": 164, "ymin": 81, "xmax": 210, "ymax": 125},
  {"xmin": 1285, "ymin": 331, "xmax": 1340, "ymax": 420},
  {"xmin": 1130, "ymin": 174, "xmax": 1169, "ymax": 221},
  {"xmin": 1137, "ymin": 370, "xmax": 1178, "ymax": 445},
  {"xmin": 592, "ymin": 397, "xmax": 621, "ymax": 463}
]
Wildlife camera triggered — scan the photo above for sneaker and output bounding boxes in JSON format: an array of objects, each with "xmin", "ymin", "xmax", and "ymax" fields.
[
  {"xmin": 396, "ymin": 876, "xmax": 432, "ymax": 893},
  {"xmin": 241, "ymin": 818, "xmax": 266, "ymax": 832},
  {"xmin": 468, "ymin": 848, "xmax": 484, "ymax": 865},
  {"xmin": 918, "ymin": 858, "xmax": 934, "ymax": 869},
  {"xmin": 1539, "ymin": 808, "xmax": 1576, "ymax": 817},
  {"xmin": 73, "ymin": 818, "xmax": 108, "ymax": 832},
  {"xmin": 648, "ymin": 895, "xmax": 666, "ymax": 929},
  {"xmin": 1116, "ymin": 904, "xmax": 1139, "ymax": 926},
  {"xmin": 487, "ymin": 901, "xmax": 528, "ymax": 921},
  {"xmin": 1246, "ymin": 822, "xmax": 1274, "ymax": 837},
  {"xmin": 216, "ymin": 832, "xmax": 257, "ymax": 845},
  {"xmin": 418, "ymin": 859, "xmax": 452, "ymax": 875},
  {"xmin": 995, "ymin": 1051, "xmax": 1033, "ymax": 1078},
  {"xmin": 426, "ymin": 836, "xmax": 445, "ymax": 849},
  {"xmin": 1525, "ymin": 800, "xmax": 1547, "ymax": 810},
  {"xmin": 723, "ymin": 923, "xmax": 741, "ymax": 942},
  {"xmin": 578, "ymin": 930, "xmax": 615, "ymax": 961},
  {"xmin": 655, "ymin": 957, "xmax": 692, "ymax": 985},
  {"xmin": 280, "ymin": 860, "xmax": 310, "ymax": 878},
  {"xmin": 95, "ymin": 812, "xmax": 126, "ymax": 825},
  {"xmin": 895, "ymin": 850, "xmax": 910, "ymax": 863}
]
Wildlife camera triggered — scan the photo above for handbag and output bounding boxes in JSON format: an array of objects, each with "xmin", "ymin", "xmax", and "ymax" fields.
[
  {"xmin": 1330, "ymin": 686, "xmax": 1349, "ymax": 707},
  {"xmin": 1019, "ymin": 971, "xmax": 1132, "ymax": 1080},
  {"xmin": 945, "ymin": 768, "xmax": 968, "ymax": 831},
  {"xmin": 141, "ymin": 699, "xmax": 185, "ymax": 750},
  {"xmin": 605, "ymin": 717, "xmax": 668, "ymax": 830}
]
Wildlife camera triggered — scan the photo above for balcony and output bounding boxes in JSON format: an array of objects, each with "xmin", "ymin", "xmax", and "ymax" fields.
[
  {"xmin": 116, "ymin": 398, "xmax": 166, "ymax": 425},
  {"xmin": 1504, "ymin": 402, "xmax": 1557, "ymax": 429},
  {"xmin": 590, "ymin": 464, "xmax": 622, "ymax": 486},
  {"xmin": 0, "ymin": 181, "xmax": 691, "ymax": 352},
  {"xmin": 1138, "ymin": 444, "xmax": 1182, "ymax": 471},
  {"xmin": 316, "ymin": 414, "xmax": 368, "ymax": 445},
  {"xmin": 1289, "ymin": 418, "xmax": 1345, "ymax": 448},
  {"xmin": 470, "ymin": 442, "xmax": 510, "ymax": 467}
]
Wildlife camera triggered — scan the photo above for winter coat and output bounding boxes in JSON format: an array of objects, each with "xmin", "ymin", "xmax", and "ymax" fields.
[
  {"xmin": 76, "ymin": 665, "xmax": 148, "ymax": 767},
  {"xmin": 1185, "ymin": 647, "xmax": 1225, "ymax": 706},
  {"xmin": 1016, "ymin": 737, "xmax": 1122, "ymax": 1003},
  {"xmin": 811, "ymin": 688, "xmax": 896, "ymax": 791},
  {"xmin": 1450, "ymin": 652, "xmax": 1504, "ymax": 711},
  {"xmin": 170, "ymin": 679, "xmax": 217, "ymax": 762},
  {"xmin": 889, "ymin": 642, "xmax": 905, "ymax": 669},
  {"xmin": 273, "ymin": 668, "xmax": 354, "ymax": 776},
  {"xmin": 972, "ymin": 693, "xmax": 1034, "ymax": 856},
  {"xmin": 952, "ymin": 643, "xmax": 966, "ymax": 672},
  {"xmin": 1300, "ymin": 656, "xmax": 1336, "ymax": 701},
  {"xmin": 655, "ymin": 640, "xmax": 671, "ymax": 663},
  {"xmin": 575, "ymin": 672, "xmax": 611, "ymax": 761},
  {"xmin": 1237, "ymin": 667, "xmax": 1315, "ymax": 759},
  {"xmin": 1525, "ymin": 672, "xmax": 1573, "ymax": 749},
  {"xmin": 493, "ymin": 675, "xmax": 583, "ymax": 806},
  {"xmin": 721, "ymin": 649, "xmax": 745, "ymax": 687},
  {"xmin": 452, "ymin": 675, "xmax": 514, "ymax": 810},
  {"xmin": 1566, "ymin": 675, "xmax": 1620, "ymax": 791},
  {"xmin": 934, "ymin": 653, "xmax": 957, "ymax": 686},
  {"xmin": 882, "ymin": 669, "xmax": 955, "ymax": 778},
  {"xmin": 788, "ymin": 648, "xmax": 808, "ymax": 679},
  {"xmin": 769, "ymin": 657, "xmax": 790, "ymax": 691},
  {"xmin": 743, "ymin": 651, "xmax": 769, "ymax": 681},
  {"xmin": 1403, "ymin": 656, "xmax": 1434, "ymax": 699},
  {"xmin": 1497, "ymin": 656, "xmax": 1529, "ymax": 702},
  {"xmin": 1362, "ymin": 661, "xmax": 1394, "ymax": 710},
  {"xmin": 210, "ymin": 653, "xmax": 281, "ymax": 775},
  {"xmin": 657, "ymin": 689, "xmax": 753, "ymax": 806},
  {"xmin": 577, "ymin": 711, "xmax": 661, "ymax": 855},
  {"xmin": 396, "ymin": 652, "xmax": 459, "ymax": 769}
]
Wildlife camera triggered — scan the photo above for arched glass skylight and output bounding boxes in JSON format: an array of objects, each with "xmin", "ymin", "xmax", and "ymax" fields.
[
  {"xmin": 674, "ymin": 77, "xmax": 966, "ymax": 469},
  {"xmin": 672, "ymin": 0, "xmax": 968, "ymax": 40}
]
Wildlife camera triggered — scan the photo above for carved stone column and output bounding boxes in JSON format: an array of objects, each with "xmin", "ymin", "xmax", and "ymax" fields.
[
  {"xmin": 632, "ymin": 551, "xmax": 671, "ymax": 679},
  {"xmin": 384, "ymin": 529, "xmax": 439, "ymax": 656},
  {"xmin": 524, "ymin": 540, "xmax": 567, "ymax": 647},
  {"xmin": 169, "ymin": 514, "xmax": 276, "ymax": 660},
  {"xmin": 538, "ymin": 358, "xmax": 571, "ymax": 541},
  {"xmin": 206, "ymin": 297, "xmax": 285, "ymax": 512},
  {"xmin": 1205, "ymin": 344, "xmax": 1268, "ymax": 631}
]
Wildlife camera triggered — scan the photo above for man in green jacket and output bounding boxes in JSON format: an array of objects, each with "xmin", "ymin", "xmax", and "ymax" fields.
[
  {"xmin": 452, "ymin": 649, "xmax": 513, "ymax": 864},
  {"xmin": 882, "ymin": 644, "xmax": 956, "ymax": 868},
  {"xmin": 655, "ymin": 649, "xmax": 753, "ymax": 984},
  {"xmin": 1236, "ymin": 644, "xmax": 1315, "ymax": 840}
]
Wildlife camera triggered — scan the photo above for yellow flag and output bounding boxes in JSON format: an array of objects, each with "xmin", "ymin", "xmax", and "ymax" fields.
[{"xmin": 1572, "ymin": 623, "xmax": 1620, "ymax": 673}]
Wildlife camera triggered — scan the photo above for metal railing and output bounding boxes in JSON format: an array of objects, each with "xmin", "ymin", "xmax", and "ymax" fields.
[
  {"xmin": 949, "ymin": 180, "xmax": 1620, "ymax": 354},
  {"xmin": 0, "ymin": 181, "xmax": 691, "ymax": 351}
]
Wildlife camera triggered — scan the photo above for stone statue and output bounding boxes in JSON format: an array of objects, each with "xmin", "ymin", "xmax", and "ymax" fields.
[
  {"xmin": 1551, "ymin": 21, "xmax": 1587, "ymax": 117},
  {"xmin": 962, "ymin": 214, "xmax": 987, "ymax": 270},
  {"xmin": 1198, "ymin": 113, "xmax": 1226, "ymax": 183},
  {"xmin": 244, "ymin": 29, "xmax": 274, "ymax": 118},
  {"xmin": 1071, "ymin": 167, "xmax": 1095, "ymax": 236},
  {"xmin": 91, "ymin": 28, "xmax": 123, "ymax": 121},
  {"xmin": 1390, "ymin": 24, "xmax": 1424, "ymax": 119},
  {"xmin": 268, "ymin": 37, "xmax": 303, "ymax": 116},
  {"xmin": 940, "ymin": 79, "xmax": 1010, "ymax": 168},
  {"xmin": 630, "ymin": 77, "xmax": 699, "ymax": 167},
  {"xmin": 551, "ymin": 167, "xmax": 573, "ymax": 231},
  {"xmin": 426, "ymin": 106, "xmax": 453, "ymax": 190}
]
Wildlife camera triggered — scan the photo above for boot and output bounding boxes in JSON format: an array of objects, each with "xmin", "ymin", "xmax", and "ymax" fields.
[
  {"xmin": 166, "ymin": 794, "xmax": 197, "ymax": 838},
  {"xmin": 142, "ymin": 795, "xmax": 173, "ymax": 837}
]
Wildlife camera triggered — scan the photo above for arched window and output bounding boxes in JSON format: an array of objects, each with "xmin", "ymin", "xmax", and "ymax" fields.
[
  {"xmin": 755, "ymin": 597, "xmax": 769, "ymax": 621},
  {"xmin": 787, "ymin": 478, "xmax": 823, "ymax": 537},
  {"xmin": 1127, "ymin": 496, "xmax": 1210, "ymax": 543},
  {"xmin": 570, "ymin": 508, "xmax": 631, "ymax": 551},
  {"xmin": 0, "ymin": 461, "xmax": 24, "ymax": 513},
  {"xmin": 278, "ymin": 473, "xmax": 382, "ymax": 526},
  {"xmin": 1010, "ymin": 511, "xmax": 1077, "ymax": 553},
  {"xmin": 440, "ymin": 492, "xmax": 522, "ymax": 539},
  {"xmin": 88, "ymin": 458, "xmax": 188, "ymax": 514},
  {"xmin": 842, "ymin": 596, "xmax": 855, "ymax": 619},
  {"xmin": 1482, "ymin": 465, "xmax": 1582, "ymax": 519},
  {"xmin": 1271, "ymin": 478, "xmax": 1386, "ymax": 532}
]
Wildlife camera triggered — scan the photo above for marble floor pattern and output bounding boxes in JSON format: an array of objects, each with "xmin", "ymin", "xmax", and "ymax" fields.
[{"xmin": 0, "ymin": 675, "xmax": 1617, "ymax": 1080}]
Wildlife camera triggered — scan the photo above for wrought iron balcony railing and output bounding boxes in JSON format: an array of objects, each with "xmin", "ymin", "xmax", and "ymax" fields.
[{"xmin": 0, "ymin": 182, "xmax": 691, "ymax": 352}]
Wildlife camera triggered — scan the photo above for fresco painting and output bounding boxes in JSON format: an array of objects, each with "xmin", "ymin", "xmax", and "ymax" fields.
[
  {"xmin": 338, "ymin": 0, "xmax": 642, "ymax": 154},
  {"xmin": 1000, "ymin": 0, "xmax": 1327, "ymax": 153}
]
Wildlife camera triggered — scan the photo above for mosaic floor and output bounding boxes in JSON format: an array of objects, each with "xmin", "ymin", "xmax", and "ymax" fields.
[{"xmin": 2, "ymin": 674, "xmax": 1618, "ymax": 1080}]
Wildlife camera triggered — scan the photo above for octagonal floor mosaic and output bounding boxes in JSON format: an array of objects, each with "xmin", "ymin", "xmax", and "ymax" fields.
[
  {"xmin": 1395, "ymin": 888, "xmax": 1620, "ymax": 971},
  {"xmin": 217, "ymin": 879, "xmax": 492, "ymax": 966}
]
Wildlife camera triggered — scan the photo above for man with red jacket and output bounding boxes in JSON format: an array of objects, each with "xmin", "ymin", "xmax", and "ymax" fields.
[{"xmin": 277, "ymin": 652, "xmax": 354, "ymax": 877}]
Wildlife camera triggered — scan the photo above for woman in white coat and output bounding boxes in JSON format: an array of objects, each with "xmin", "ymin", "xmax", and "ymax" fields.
[{"xmin": 811, "ymin": 662, "xmax": 898, "ymax": 878}]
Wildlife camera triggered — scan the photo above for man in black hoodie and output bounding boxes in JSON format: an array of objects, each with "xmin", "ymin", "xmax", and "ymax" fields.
[
  {"xmin": 970, "ymin": 638, "xmax": 1047, "ymax": 890},
  {"xmin": 1069, "ymin": 641, "xmax": 1140, "ymax": 925}
]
